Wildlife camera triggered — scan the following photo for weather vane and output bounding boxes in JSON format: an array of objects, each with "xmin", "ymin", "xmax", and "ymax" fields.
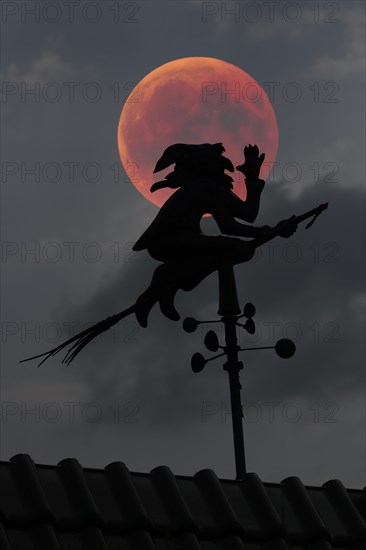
[{"xmin": 21, "ymin": 142, "xmax": 327, "ymax": 479}]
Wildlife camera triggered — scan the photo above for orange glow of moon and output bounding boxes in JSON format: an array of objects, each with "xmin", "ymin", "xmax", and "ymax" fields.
[{"xmin": 118, "ymin": 57, "xmax": 278, "ymax": 206}]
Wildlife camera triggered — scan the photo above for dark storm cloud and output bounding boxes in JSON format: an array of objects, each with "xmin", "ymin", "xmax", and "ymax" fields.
[{"xmin": 50, "ymin": 177, "xmax": 363, "ymax": 418}]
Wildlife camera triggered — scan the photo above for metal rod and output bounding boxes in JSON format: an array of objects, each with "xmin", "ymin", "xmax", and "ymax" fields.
[
  {"xmin": 218, "ymin": 264, "xmax": 246, "ymax": 480},
  {"xmin": 239, "ymin": 346, "xmax": 275, "ymax": 352},
  {"xmin": 206, "ymin": 352, "xmax": 226, "ymax": 362}
]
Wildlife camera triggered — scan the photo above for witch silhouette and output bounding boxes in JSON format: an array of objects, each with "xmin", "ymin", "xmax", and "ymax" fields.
[{"xmin": 21, "ymin": 143, "xmax": 327, "ymax": 366}]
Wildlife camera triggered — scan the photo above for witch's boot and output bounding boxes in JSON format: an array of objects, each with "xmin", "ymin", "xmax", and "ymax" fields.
[
  {"xmin": 135, "ymin": 263, "xmax": 180, "ymax": 327},
  {"xmin": 158, "ymin": 285, "xmax": 180, "ymax": 321}
]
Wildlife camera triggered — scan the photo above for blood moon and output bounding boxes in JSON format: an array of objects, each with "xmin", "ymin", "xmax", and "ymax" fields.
[{"xmin": 117, "ymin": 57, "xmax": 278, "ymax": 207}]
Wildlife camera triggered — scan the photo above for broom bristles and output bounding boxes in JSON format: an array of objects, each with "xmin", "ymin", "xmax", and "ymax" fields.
[
  {"xmin": 19, "ymin": 306, "xmax": 136, "ymax": 367},
  {"xmin": 19, "ymin": 275, "xmax": 182, "ymax": 367}
]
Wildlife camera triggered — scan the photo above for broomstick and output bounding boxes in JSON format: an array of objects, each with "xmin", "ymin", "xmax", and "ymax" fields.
[{"xmin": 20, "ymin": 203, "xmax": 327, "ymax": 367}]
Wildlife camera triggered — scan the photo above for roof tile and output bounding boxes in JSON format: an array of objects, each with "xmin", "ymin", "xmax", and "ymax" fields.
[
  {"xmin": 0, "ymin": 523, "xmax": 12, "ymax": 550},
  {"xmin": 261, "ymin": 538, "xmax": 289, "ymax": 550},
  {"xmin": 194, "ymin": 469, "xmax": 242, "ymax": 536},
  {"xmin": 281, "ymin": 476, "xmax": 329, "ymax": 542},
  {"xmin": 104, "ymin": 461, "xmax": 152, "ymax": 531},
  {"xmin": 323, "ymin": 479, "xmax": 366, "ymax": 544},
  {"xmin": 29, "ymin": 523, "xmax": 61, "ymax": 550},
  {"xmin": 151, "ymin": 466, "xmax": 197, "ymax": 534},
  {"xmin": 238, "ymin": 473, "xmax": 284, "ymax": 539},
  {"xmin": 154, "ymin": 532, "xmax": 202, "ymax": 550},
  {"xmin": 74, "ymin": 526, "xmax": 110, "ymax": 550},
  {"xmin": 57, "ymin": 458, "xmax": 103, "ymax": 528},
  {"xmin": 110, "ymin": 529, "xmax": 157, "ymax": 550},
  {"xmin": 9, "ymin": 454, "xmax": 55, "ymax": 526}
]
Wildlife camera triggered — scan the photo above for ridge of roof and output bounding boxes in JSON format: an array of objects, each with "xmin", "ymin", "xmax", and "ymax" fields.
[{"xmin": 0, "ymin": 453, "xmax": 365, "ymax": 550}]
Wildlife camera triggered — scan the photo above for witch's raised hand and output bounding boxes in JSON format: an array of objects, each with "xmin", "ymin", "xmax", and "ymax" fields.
[{"xmin": 236, "ymin": 144, "xmax": 265, "ymax": 180}]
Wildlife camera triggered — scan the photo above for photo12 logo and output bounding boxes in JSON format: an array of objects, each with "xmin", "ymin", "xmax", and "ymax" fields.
[
  {"xmin": 201, "ymin": 2, "xmax": 340, "ymax": 25},
  {"xmin": 201, "ymin": 400, "xmax": 340, "ymax": 424},
  {"xmin": 1, "ymin": 1, "xmax": 140, "ymax": 24},
  {"xmin": 1, "ymin": 401, "xmax": 141, "ymax": 424}
]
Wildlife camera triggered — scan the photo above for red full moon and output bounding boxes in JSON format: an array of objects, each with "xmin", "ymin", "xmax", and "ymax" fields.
[{"xmin": 118, "ymin": 57, "xmax": 278, "ymax": 206}]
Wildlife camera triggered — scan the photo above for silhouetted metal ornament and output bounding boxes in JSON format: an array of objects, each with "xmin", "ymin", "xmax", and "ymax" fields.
[
  {"xmin": 244, "ymin": 319, "xmax": 255, "ymax": 334},
  {"xmin": 18, "ymin": 141, "xmax": 329, "ymax": 487},
  {"xmin": 191, "ymin": 352, "xmax": 206, "ymax": 373},
  {"xmin": 204, "ymin": 330, "xmax": 219, "ymax": 352},
  {"xmin": 183, "ymin": 317, "xmax": 200, "ymax": 333},
  {"xmin": 243, "ymin": 302, "xmax": 256, "ymax": 318},
  {"xmin": 275, "ymin": 338, "xmax": 296, "ymax": 359}
]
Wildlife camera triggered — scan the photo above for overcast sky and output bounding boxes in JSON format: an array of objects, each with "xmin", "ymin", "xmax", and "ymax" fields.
[{"xmin": 1, "ymin": 0, "xmax": 365, "ymax": 488}]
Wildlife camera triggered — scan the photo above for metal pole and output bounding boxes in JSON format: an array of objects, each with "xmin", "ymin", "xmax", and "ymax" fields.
[{"xmin": 218, "ymin": 264, "xmax": 246, "ymax": 479}]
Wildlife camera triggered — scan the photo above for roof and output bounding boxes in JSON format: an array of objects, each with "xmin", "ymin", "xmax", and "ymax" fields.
[{"xmin": 0, "ymin": 454, "xmax": 365, "ymax": 550}]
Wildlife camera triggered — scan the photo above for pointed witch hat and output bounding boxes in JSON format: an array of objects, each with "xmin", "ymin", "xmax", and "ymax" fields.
[{"xmin": 150, "ymin": 143, "xmax": 235, "ymax": 192}]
